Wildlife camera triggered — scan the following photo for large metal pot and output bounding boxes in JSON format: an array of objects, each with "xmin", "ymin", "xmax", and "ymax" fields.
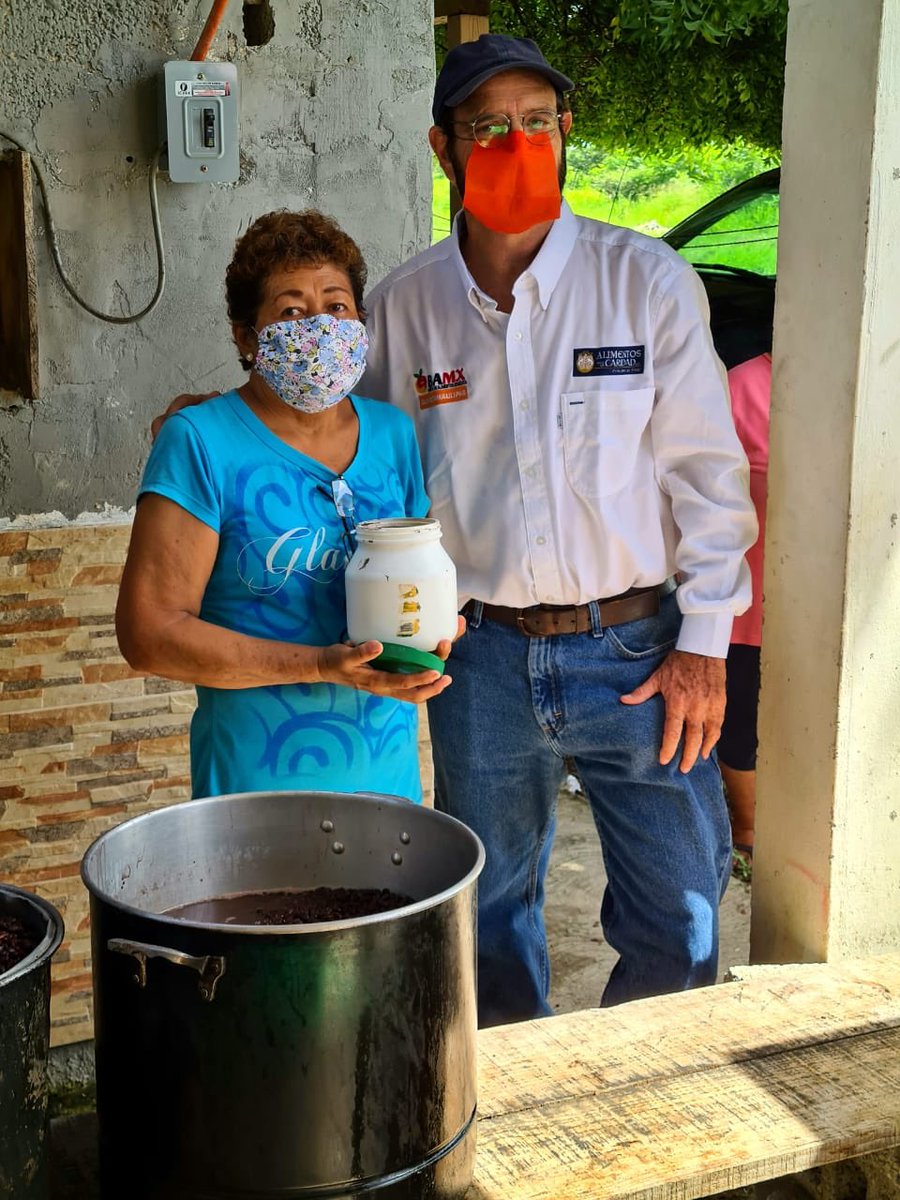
[
  {"xmin": 81, "ymin": 790, "xmax": 484, "ymax": 1200},
  {"xmin": 0, "ymin": 884, "xmax": 65, "ymax": 1200}
]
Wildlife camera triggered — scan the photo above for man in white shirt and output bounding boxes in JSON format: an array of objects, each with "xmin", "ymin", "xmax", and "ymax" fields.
[{"xmin": 361, "ymin": 34, "xmax": 757, "ymax": 1026}]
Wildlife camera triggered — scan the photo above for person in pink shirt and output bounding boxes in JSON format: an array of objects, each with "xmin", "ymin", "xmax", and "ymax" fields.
[{"xmin": 718, "ymin": 352, "xmax": 771, "ymax": 857}]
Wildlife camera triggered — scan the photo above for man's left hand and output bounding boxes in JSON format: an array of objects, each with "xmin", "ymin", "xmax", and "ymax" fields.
[{"xmin": 620, "ymin": 650, "xmax": 726, "ymax": 773}]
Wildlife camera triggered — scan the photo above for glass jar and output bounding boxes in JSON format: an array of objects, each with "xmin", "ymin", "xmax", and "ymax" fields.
[{"xmin": 345, "ymin": 518, "xmax": 458, "ymax": 673}]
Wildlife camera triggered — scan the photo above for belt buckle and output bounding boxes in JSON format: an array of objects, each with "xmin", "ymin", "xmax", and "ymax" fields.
[
  {"xmin": 515, "ymin": 607, "xmax": 547, "ymax": 636},
  {"xmin": 516, "ymin": 606, "xmax": 573, "ymax": 636}
]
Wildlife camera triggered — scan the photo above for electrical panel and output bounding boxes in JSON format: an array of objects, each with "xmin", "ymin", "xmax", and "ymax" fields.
[{"xmin": 162, "ymin": 61, "xmax": 240, "ymax": 183}]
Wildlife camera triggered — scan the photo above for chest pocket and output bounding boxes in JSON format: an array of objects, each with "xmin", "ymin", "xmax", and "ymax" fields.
[{"xmin": 561, "ymin": 387, "xmax": 655, "ymax": 499}]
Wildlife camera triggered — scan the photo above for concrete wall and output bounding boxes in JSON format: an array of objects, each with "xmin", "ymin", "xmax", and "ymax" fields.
[
  {"xmin": 751, "ymin": 0, "xmax": 900, "ymax": 964},
  {"xmin": 0, "ymin": 0, "xmax": 435, "ymax": 519}
]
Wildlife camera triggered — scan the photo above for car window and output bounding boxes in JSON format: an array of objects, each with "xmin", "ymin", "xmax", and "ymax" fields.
[{"xmin": 677, "ymin": 191, "xmax": 779, "ymax": 277}]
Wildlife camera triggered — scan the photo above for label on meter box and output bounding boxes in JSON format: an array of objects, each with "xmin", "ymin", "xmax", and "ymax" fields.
[{"xmin": 174, "ymin": 80, "xmax": 231, "ymax": 98}]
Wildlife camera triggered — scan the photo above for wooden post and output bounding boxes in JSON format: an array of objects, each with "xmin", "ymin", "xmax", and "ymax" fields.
[
  {"xmin": 0, "ymin": 150, "xmax": 39, "ymax": 400},
  {"xmin": 434, "ymin": 2, "xmax": 490, "ymax": 49},
  {"xmin": 446, "ymin": 11, "xmax": 489, "ymax": 44},
  {"xmin": 435, "ymin": 2, "xmax": 490, "ymax": 222}
]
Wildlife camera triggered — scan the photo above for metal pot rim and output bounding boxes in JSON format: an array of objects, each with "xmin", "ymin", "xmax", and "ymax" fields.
[
  {"xmin": 0, "ymin": 884, "xmax": 65, "ymax": 988},
  {"xmin": 81, "ymin": 789, "xmax": 485, "ymax": 936}
]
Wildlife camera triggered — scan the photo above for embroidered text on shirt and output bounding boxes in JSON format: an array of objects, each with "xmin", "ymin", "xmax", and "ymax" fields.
[
  {"xmin": 414, "ymin": 366, "xmax": 469, "ymax": 409},
  {"xmin": 573, "ymin": 346, "xmax": 645, "ymax": 377}
]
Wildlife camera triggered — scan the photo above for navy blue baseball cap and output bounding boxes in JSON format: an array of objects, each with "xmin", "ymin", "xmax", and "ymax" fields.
[{"xmin": 432, "ymin": 34, "xmax": 574, "ymax": 124}]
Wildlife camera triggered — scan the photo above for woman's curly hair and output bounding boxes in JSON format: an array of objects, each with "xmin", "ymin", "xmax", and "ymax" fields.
[{"xmin": 226, "ymin": 209, "xmax": 368, "ymax": 368}]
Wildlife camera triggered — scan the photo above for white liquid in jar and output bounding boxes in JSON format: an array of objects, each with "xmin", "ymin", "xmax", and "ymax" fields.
[{"xmin": 345, "ymin": 519, "xmax": 458, "ymax": 652}]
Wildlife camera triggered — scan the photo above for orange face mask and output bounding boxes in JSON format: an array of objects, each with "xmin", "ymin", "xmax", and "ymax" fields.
[{"xmin": 462, "ymin": 131, "xmax": 561, "ymax": 235}]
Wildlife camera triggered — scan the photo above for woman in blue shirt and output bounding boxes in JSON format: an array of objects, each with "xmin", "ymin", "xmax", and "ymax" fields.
[{"xmin": 116, "ymin": 210, "xmax": 456, "ymax": 802}]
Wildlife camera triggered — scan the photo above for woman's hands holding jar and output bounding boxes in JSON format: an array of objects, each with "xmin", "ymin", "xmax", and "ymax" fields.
[
  {"xmin": 317, "ymin": 618, "xmax": 466, "ymax": 704},
  {"xmin": 317, "ymin": 640, "xmax": 451, "ymax": 703}
]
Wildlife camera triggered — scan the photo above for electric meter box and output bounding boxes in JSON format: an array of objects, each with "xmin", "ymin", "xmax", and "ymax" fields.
[{"xmin": 162, "ymin": 61, "xmax": 240, "ymax": 183}]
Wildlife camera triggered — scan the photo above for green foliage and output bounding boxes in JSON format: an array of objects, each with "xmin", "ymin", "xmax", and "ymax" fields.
[
  {"xmin": 565, "ymin": 140, "xmax": 774, "ymax": 199},
  {"xmin": 731, "ymin": 847, "xmax": 753, "ymax": 884},
  {"xmin": 474, "ymin": 1, "xmax": 787, "ymax": 152},
  {"xmin": 616, "ymin": 0, "xmax": 788, "ymax": 46},
  {"xmin": 433, "ymin": 140, "xmax": 776, "ymax": 245}
]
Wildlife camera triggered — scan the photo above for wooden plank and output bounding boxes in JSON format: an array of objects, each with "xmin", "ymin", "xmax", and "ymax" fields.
[
  {"xmin": 446, "ymin": 13, "xmax": 489, "ymax": 46},
  {"xmin": 470, "ymin": 1028, "xmax": 900, "ymax": 1199},
  {"xmin": 435, "ymin": 1, "xmax": 490, "ymax": 18},
  {"xmin": 468, "ymin": 955, "xmax": 900, "ymax": 1199},
  {"xmin": 440, "ymin": 9, "xmax": 489, "ymax": 224},
  {"xmin": 0, "ymin": 149, "xmax": 39, "ymax": 400},
  {"xmin": 478, "ymin": 955, "xmax": 900, "ymax": 1118}
]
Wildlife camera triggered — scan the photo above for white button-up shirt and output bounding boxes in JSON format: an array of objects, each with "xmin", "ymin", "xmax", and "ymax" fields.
[{"xmin": 362, "ymin": 202, "xmax": 756, "ymax": 658}]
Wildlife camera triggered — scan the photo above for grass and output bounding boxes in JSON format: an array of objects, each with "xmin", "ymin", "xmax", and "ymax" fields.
[
  {"xmin": 564, "ymin": 176, "xmax": 730, "ymax": 235},
  {"xmin": 432, "ymin": 168, "xmax": 731, "ymax": 243},
  {"xmin": 731, "ymin": 848, "xmax": 753, "ymax": 885}
]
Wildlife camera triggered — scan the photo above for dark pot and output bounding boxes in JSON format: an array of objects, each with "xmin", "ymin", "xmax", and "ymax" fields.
[
  {"xmin": 81, "ymin": 790, "xmax": 484, "ymax": 1200},
  {"xmin": 0, "ymin": 884, "xmax": 65, "ymax": 1200}
]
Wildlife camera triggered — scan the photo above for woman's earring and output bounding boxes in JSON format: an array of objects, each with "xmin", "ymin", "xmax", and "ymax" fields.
[{"xmin": 240, "ymin": 326, "xmax": 258, "ymax": 368}]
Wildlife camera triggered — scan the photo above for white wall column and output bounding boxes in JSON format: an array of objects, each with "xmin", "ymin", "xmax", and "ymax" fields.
[{"xmin": 751, "ymin": 0, "xmax": 900, "ymax": 962}]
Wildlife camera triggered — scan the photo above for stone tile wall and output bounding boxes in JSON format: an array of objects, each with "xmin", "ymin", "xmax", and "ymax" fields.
[
  {"xmin": 0, "ymin": 525, "xmax": 194, "ymax": 1045},
  {"xmin": 1, "ymin": 523, "xmax": 434, "ymax": 1046}
]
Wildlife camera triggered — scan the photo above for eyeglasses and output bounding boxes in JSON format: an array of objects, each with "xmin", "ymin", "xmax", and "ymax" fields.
[
  {"xmin": 450, "ymin": 109, "xmax": 563, "ymax": 150},
  {"xmin": 318, "ymin": 476, "xmax": 357, "ymax": 558}
]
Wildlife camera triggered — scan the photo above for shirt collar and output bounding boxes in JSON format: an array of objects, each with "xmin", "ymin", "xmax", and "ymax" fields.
[
  {"xmin": 523, "ymin": 200, "xmax": 579, "ymax": 310},
  {"xmin": 450, "ymin": 200, "xmax": 579, "ymax": 318},
  {"xmin": 449, "ymin": 215, "xmax": 499, "ymax": 321}
]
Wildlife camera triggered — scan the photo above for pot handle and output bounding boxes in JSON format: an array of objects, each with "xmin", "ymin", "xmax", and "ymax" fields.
[{"xmin": 108, "ymin": 937, "xmax": 226, "ymax": 1002}]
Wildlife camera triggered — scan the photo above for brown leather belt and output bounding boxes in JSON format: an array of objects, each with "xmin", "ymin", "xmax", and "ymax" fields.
[{"xmin": 465, "ymin": 583, "xmax": 672, "ymax": 637}]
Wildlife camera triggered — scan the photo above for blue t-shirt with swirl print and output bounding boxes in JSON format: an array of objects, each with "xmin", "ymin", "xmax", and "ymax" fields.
[{"xmin": 139, "ymin": 390, "xmax": 429, "ymax": 802}]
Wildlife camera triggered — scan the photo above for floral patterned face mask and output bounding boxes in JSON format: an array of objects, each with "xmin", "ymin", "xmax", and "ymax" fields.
[{"xmin": 253, "ymin": 313, "xmax": 369, "ymax": 413}]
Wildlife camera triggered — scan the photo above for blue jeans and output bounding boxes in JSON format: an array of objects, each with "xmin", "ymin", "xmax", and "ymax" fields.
[{"xmin": 428, "ymin": 592, "xmax": 732, "ymax": 1027}]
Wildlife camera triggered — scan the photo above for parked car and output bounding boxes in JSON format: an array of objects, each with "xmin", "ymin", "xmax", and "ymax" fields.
[{"xmin": 663, "ymin": 167, "xmax": 780, "ymax": 369}]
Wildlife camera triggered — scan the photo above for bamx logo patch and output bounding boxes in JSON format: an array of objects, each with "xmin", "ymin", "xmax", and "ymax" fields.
[{"xmin": 413, "ymin": 366, "xmax": 469, "ymax": 409}]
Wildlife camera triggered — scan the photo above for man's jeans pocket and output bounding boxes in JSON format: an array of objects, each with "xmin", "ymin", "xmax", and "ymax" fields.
[{"xmin": 604, "ymin": 592, "xmax": 680, "ymax": 659}]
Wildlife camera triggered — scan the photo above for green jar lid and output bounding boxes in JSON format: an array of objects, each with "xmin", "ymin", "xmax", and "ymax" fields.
[{"xmin": 373, "ymin": 643, "xmax": 446, "ymax": 676}]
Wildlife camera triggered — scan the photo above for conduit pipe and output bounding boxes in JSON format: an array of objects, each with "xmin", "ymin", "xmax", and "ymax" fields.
[{"xmin": 191, "ymin": 0, "xmax": 230, "ymax": 60}]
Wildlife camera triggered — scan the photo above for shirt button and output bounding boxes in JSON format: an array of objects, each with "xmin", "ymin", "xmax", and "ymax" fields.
[
  {"xmin": 519, "ymin": 400, "xmax": 529, "ymax": 411},
  {"xmin": 536, "ymin": 536, "xmax": 547, "ymax": 546},
  {"xmin": 514, "ymin": 331, "xmax": 523, "ymax": 341}
]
